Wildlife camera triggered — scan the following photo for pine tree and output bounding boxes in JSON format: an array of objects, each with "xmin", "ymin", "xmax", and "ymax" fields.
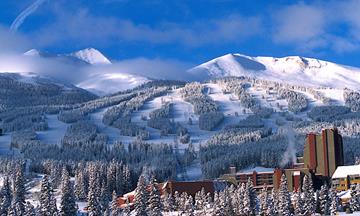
[
  {"xmin": 294, "ymin": 190, "xmax": 304, "ymax": 215},
  {"xmin": 134, "ymin": 174, "xmax": 149, "ymax": 216},
  {"xmin": 74, "ymin": 168, "xmax": 87, "ymax": 201},
  {"xmin": 100, "ymin": 181, "xmax": 110, "ymax": 211},
  {"xmin": 259, "ymin": 187, "xmax": 268, "ymax": 216},
  {"xmin": 173, "ymin": 191, "xmax": 180, "ymax": 211},
  {"xmin": 329, "ymin": 184, "xmax": 340, "ymax": 215},
  {"xmin": 318, "ymin": 184, "xmax": 330, "ymax": 215},
  {"xmin": 350, "ymin": 183, "xmax": 360, "ymax": 213},
  {"xmin": 39, "ymin": 174, "xmax": 58, "ymax": 216},
  {"xmin": 116, "ymin": 166, "xmax": 124, "ymax": 196},
  {"xmin": 266, "ymin": 190, "xmax": 276, "ymax": 216},
  {"xmin": 110, "ymin": 191, "xmax": 121, "ymax": 216},
  {"xmin": 147, "ymin": 178, "xmax": 163, "ymax": 216},
  {"xmin": 302, "ymin": 174, "xmax": 315, "ymax": 215},
  {"xmin": 24, "ymin": 202, "xmax": 36, "ymax": 216},
  {"xmin": 243, "ymin": 178, "xmax": 256, "ymax": 215},
  {"xmin": 271, "ymin": 188, "xmax": 279, "ymax": 215},
  {"xmin": 183, "ymin": 195, "xmax": 194, "ymax": 216},
  {"xmin": 12, "ymin": 165, "xmax": 26, "ymax": 215},
  {"xmin": 0, "ymin": 176, "xmax": 12, "ymax": 215},
  {"xmin": 194, "ymin": 188, "xmax": 206, "ymax": 213},
  {"xmin": 212, "ymin": 192, "xmax": 224, "ymax": 216},
  {"xmin": 106, "ymin": 161, "xmax": 117, "ymax": 196},
  {"xmin": 122, "ymin": 165, "xmax": 131, "ymax": 194},
  {"xmin": 87, "ymin": 164, "xmax": 102, "ymax": 216},
  {"xmin": 162, "ymin": 193, "xmax": 175, "ymax": 213},
  {"xmin": 278, "ymin": 174, "xmax": 292, "ymax": 216},
  {"xmin": 234, "ymin": 183, "xmax": 245, "ymax": 215},
  {"xmin": 221, "ymin": 187, "xmax": 235, "ymax": 216},
  {"xmin": 60, "ymin": 168, "xmax": 77, "ymax": 216}
]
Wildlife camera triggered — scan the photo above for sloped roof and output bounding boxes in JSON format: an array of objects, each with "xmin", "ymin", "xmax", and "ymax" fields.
[{"xmin": 332, "ymin": 164, "xmax": 360, "ymax": 179}]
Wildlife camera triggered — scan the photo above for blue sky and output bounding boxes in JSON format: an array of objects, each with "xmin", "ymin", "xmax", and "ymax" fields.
[{"xmin": 1, "ymin": 0, "xmax": 360, "ymax": 67}]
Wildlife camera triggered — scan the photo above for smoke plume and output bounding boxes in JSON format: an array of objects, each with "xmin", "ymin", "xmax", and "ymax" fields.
[
  {"xmin": 10, "ymin": 0, "xmax": 48, "ymax": 32},
  {"xmin": 280, "ymin": 126, "xmax": 297, "ymax": 167}
]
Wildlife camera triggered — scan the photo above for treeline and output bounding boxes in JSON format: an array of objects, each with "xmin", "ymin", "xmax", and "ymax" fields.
[
  {"xmin": 180, "ymin": 82, "xmax": 224, "ymax": 131},
  {"xmin": 278, "ymin": 88, "xmax": 308, "ymax": 113},
  {"xmin": 213, "ymin": 78, "xmax": 273, "ymax": 118}
]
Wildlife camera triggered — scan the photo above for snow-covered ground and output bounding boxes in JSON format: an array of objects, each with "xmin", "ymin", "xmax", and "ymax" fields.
[
  {"xmin": 0, "ymin": 133, "xmax": 12, "ymax": 155},
  {"xmin": 37, "ymin": 115, "xmax": 68, "ymax": 145},
  {"xmin": 205, "ymin": 83, "xmax": 247, "ymax": 126},
  {"xmin": 90, "ymin": 109, "xmax": 121, "ymax": 144}
]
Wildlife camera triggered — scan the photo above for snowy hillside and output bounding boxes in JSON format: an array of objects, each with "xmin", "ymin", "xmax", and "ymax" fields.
[
  {"xmin": 22, "ymin": 48, "xmax": 149, "ymax": 95},
  {"xmin": 189, "ymin": 53, "xmax": 360, "ymax": 90}
]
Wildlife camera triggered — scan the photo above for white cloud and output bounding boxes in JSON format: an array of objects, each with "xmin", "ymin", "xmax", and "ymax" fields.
[
  {"xmin": 272, "ymin": 1, "xmax": 360, "ymax": 54},
  {"xmin": 0, "ymin": 25, "xmax": 31, "ymax": 54},
  {"xmin": 31, "ymin": 7, "xmax": 262, "ymax": 48},
  {"xmin": 273, "ymin": 3, "xmax": 326, "ymax": 45}
]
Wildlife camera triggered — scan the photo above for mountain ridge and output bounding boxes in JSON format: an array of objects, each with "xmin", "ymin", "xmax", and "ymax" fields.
[{"xmin": 189, "ymin": 53, "xmax": 360, "ymax": 91}]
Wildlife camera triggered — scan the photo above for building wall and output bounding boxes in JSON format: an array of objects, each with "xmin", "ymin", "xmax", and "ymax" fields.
[
  {"xmin": 304, "ymin": 129, "xmax": 343, "ymax": 177},
  {"xmin": 333, "ymin": 176, "xmax": 360, "ymax": 191}
]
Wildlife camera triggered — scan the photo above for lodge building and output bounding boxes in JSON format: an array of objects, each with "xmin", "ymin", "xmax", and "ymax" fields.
[{"xmin": 220, "ymin": 128, "xmax": 344, "ymax": 191}]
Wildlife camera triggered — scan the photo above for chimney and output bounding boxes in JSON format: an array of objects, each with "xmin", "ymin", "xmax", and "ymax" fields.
[{"xmin": 229, "ymin": 166, "xmax": 236, "ymax": 175}]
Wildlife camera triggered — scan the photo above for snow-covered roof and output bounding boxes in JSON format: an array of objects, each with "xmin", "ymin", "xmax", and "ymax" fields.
[
  {"xmin": 332, "ymin": 164, "xmax": 360, "ymax": 179},
  {"xmin": 238, "ymin": 166, "xmax": 274, "ymax": 174}
]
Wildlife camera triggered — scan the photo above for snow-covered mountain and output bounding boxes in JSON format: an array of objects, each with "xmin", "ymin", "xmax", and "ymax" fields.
[
  {"xmin": 22, "ymin": 48, "xmax": 149, "ymax": 95},
  {"xmin": 69, "ymin": 48, "xmax": 111, "ymax": 65},
  {"xmin": 189, "ymin": 53, "xmax": 360, "ymax": 90},
  {"xmin": 24, "ymin": 48, "xmax": 111, "ymax": 65}
]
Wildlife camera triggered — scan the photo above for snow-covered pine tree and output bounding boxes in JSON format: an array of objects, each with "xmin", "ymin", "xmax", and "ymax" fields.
[
  {"xmin": 60, "ymin": 168, "xmax": 77, "ymax": 216},
  {"xmin": 194, "ymin": 187, "xmax": 207, "ymax": 214},
  {"xmin": 116, "ymin": 165, "xmax": 124, "ymax": 196},
  {"xmin": 221, "ymin": 187, "xmax": 235, "ymax": 216},
  {"xmin": 134, "ymin": 174, "xmax": 149, "ymax": 216},
  {"xmin": 147, "ymin": 177, "xmax": 163, "ymax": 216},
  {"xmin": 106, "ymin": 160, "xmax": 117, "ymax": 196},
  {"xmin": 12, "ymin": 165, "xmax": 26, "ymax": 214},
  {"xmin": 100, "ymin": 181, "xmax": 111, "ymax": 211},
  {"xmin": 329, "ymin": 184, "xmax": 340, "ymax": 215},
  {"xmin": 162, "ymin": 193, "xmax": 175, "ymax": 213},
  {"xmin": 349, "ymin": 184, "xmax": 360, "ymax": 212},
  {"xmin": 266, "ymin": 190, "xmax": 276, "ymax": 216},
  {"xmin": 356, "ymin": 184, "xmax": 360, "ymax": 211},
  {"xmin": 74, "ymin": 168, "xmax": 87, "ymax": 201},
  {"xmin": 110, "ymin": 191, "xmax": 121, "ymax": 216},
  {"xmin": 183, "ymin": 195, "xmax": 195, "ymax": 216},
  {"xmin": 103, "ymin": 207, "xmax": 110, "ymax": 216},
  {"xmin": 24, "ymin": 202, "xmax": 36, "ymax": 216},
  {"xmin": 212, "ymin": 192, "xmax": 223, "ymax": 216},
  {"xmin": 243, "ymin": 178, "xmax": 256, "ymax": 215},
  {"xmin": 87, "ymin": 164, "xmax": 102, "ymax": 216},
  {"xmin": 318, "ymin": 184, "xmax": 330, "ymax": 215},
  {"xmin": 123, "ymin": 165, "xmax": 131, "ymax": 194},
  {"xmin": 302, "ymin": 174, "xmax": 315, "ymax": 215},
  {"xmin": 278, "ymin": 174, "xmax": 292, "ymax": 216},
  {"xmin": 173, "ymin": 191, "xmax": 180, "ymax": 211},
  {"xmin": 234, "ymin": 183, "xmax": 245, "ymax": 215},
  {"xmin": 39, "ymin": 174, "xmax": 58, "ymax": 216},
  {"xmin": 294, "ymin": 190, "xmax": 304, "ymax": 215},
  {"xmin": 259, "ymin": 187, "xmax": 268, "ymax": 216},
  {"xmin": 0, "ymin": 176, "xmax": 12, "ymax": 215}
]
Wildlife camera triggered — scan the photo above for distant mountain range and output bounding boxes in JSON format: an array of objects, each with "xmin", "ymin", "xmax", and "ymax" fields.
[
  {"xmin": 189, "ymin": 53, "xmax": 360, "ymax": 90},
  {"xmin": 5, "ymin": 48, "xmax": 360, "ymax": 95}
]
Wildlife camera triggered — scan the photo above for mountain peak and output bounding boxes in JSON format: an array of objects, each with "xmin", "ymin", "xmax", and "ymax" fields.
[
  {"xmin": 189, "ymin": 53, "xmax": 360, "ymax": 90},
  {"xmin": 70, "ymin": 48, "xmax": 111, "ymax": 65}
]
